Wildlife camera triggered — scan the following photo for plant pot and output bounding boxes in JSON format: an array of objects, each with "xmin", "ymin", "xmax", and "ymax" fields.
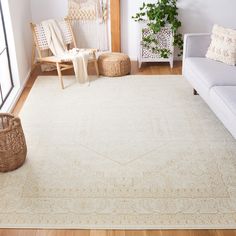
[{"xmin": 138, "ymin": 24, "xmax": 174, "ymax": 68}]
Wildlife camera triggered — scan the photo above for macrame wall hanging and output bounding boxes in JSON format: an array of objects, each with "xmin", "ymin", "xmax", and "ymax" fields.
[{"xmin": 67, "ymin": 0, "xmax": 109, "ymax": 51}]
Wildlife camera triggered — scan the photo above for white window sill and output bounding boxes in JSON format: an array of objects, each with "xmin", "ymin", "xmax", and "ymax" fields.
[{"xmin": 1, "ymin": 86, "xmax": 21, "ymax": 113}]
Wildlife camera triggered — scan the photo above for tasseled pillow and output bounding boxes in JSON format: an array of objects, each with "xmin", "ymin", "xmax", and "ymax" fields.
[{"xmin": 206, "ymin": 24, "xmax": 236, "ymax": 66}]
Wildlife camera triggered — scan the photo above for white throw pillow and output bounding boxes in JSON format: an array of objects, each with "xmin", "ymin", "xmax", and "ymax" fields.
[{"xmin": 206, "ymin": 24, "xmax": 236, "ymax": 66}]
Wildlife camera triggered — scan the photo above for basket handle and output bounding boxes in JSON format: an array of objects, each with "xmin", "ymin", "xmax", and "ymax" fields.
[{"xmin": 0, "ymin": 113, "xmax": 14, "ymax": 119}]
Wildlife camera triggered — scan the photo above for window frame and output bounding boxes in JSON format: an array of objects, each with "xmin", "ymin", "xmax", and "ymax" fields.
[{"xmin": 0, "ymin": 0, "xmax": 14, "ymax": 110}]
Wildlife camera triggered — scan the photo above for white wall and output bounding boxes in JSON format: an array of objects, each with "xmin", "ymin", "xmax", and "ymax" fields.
[
  {"xmin": 121, "ymin": 0, "xmax": 236, "ymax": 60},
  {"xmin": 5, "ymin": 0, "xmax": 32, "ymax": 86},
  {"xmin": 31, "ymin": 0, "xmax": 67, "ymax": 22},
  {"xmin": 30, "ymin": 0, "xmax": 111, "ymax": 50},
  {"xmin": 31, "ymin": 0, "xmax": 236, "ymax": 60}
]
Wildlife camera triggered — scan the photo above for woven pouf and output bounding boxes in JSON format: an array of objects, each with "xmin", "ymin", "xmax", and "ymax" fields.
[
  {"xmin": 0, "ymin": 113, "xmax": 27, "ymax": 172},
  {"xmin": 98, "ymin": 53, "xmax": 131, "ymax": 77}
]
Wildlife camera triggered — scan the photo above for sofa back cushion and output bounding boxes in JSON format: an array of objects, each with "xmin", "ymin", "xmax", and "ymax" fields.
[{"xmin": 206, "ymin": 25, "xmax": 236, "ymax": 66}]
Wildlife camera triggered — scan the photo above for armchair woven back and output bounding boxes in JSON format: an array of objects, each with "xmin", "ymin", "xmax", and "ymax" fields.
[{"xmin": 31, "ymin": 20, "xmax": 77, "ymax": 55}]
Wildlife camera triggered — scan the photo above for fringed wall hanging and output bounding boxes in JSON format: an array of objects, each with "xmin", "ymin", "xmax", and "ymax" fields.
[{"xmin": 67, "ymin": 0, "xmax": 109, "ymax": 51}]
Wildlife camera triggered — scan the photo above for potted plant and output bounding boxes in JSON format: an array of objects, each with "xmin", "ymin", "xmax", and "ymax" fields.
[{"xmin": 132, "ymin": 0, "xmax": 183, "ymax": 59}]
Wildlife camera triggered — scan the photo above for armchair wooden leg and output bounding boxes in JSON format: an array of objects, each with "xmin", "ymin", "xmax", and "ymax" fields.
[
  {"xmin": 94, "ymin": 61, "xmax": 99, "ymax": 77},
  {"xmin": 56, "ymin": 63, "xmax": 64, "ymax": 89},
  {"xmin": 193, "ymin": 89, "xmax": 199, "ymax": 95},
  {"xmin": 31, "ymin": 44, "xmax": 36, "ymax": 74}
]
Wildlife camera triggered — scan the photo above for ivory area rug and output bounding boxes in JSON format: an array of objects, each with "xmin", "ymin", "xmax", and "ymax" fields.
[{"xmin": 1, "ymin": 75, "xmax": 236, "ymax": 229}]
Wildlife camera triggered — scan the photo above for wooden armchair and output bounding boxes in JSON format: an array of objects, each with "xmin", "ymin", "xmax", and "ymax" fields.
[{"xmin": 30, "ymin": 19, "xmax": 99, "ymax": 89}]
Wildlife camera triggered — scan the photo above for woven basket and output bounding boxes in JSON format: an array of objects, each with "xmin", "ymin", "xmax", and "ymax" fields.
[
  {"xmin": 0, "ymin": 113, "xmax": 27, "ymax": 172},
  {"xmin": 98, "ymin": 53, "xmax": 131, "ymax": 77}
]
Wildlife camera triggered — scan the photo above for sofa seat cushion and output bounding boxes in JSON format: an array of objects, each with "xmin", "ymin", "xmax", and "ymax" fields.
[
  {"xmin": 185, "ymin": 57, "xmax": 236, "ymax": 89},
  {"xmin": 210, "ymin": 86, "xmax": 236, "ymax": 117}
]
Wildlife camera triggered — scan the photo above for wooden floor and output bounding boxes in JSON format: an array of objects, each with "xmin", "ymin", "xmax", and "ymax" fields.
[
  {"xmin": 0, "ymin": 229, "xmax": 235, "ymax": 236},
  {"xmin": 6, "ymin": 61, "xmax": 236, "ymax": 235}
]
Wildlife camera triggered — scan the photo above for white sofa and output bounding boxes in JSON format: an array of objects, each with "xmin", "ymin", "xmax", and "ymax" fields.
[{"xmin": 183, "ymin": 33, "xmax": 236, "ymax": 139}]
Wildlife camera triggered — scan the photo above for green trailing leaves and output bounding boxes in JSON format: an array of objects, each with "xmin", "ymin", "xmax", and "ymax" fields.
[{"xmin": 132, "ymin": 0, "xmax": 183, "ymax": 58}]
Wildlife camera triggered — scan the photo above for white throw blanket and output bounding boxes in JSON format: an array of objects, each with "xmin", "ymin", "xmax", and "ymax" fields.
[
  {"xmin": 58, "ymin": 48, "xmax": 90, "ymax": 84},
  {"xmin": 42, "ymin": 19, "xmax": 90, "ymax": 84}
]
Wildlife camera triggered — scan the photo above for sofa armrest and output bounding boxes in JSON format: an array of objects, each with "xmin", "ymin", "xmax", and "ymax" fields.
[{"xmin": 183, "ymin": 33, "xmax": 211, "ymax": 59}]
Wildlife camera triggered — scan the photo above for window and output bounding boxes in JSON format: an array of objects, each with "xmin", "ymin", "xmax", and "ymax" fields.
[{"xmin": 0, "ymin": 0, "xmax": 14, "ymax": 109}]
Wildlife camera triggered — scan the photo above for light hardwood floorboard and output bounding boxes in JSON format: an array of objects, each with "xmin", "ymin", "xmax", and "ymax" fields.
[
  {"xmin": 1, "ymin": 230, "xmax": 236, "ymax": 236},
  {"xmin": 5, "ymin": 61, "xmax": 236, "ymax": 235}
]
